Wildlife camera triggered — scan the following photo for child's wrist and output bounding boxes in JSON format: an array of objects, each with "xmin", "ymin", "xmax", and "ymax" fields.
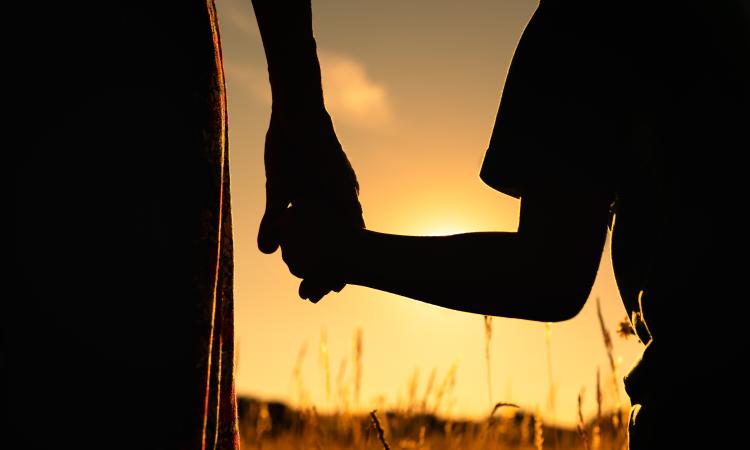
[{"xmin": 339, "ymin": 228, "xmax": 367, "ymax": 284}]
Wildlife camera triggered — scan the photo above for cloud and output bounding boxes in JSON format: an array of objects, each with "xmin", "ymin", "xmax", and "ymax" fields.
[
  {"xmin": 217, "ymin": 0, "xmax": 270, "ymax": 104},
  {"xmin": 217, "ymin": 1, "xmax": 393, "ymax": 129},
  {"xmin": 319, "ymin": 52, "xmax": 394, "ymax": 129},
  {"xmin": 222, "ymin": 53, "xmax": 393, "ymax": 130},
  {"xmin": 218, "ymin": 0, "xmax": 262, "ymax": 40},
  {"xmin": 224, "ymin": 61, "xmax": 272, "ymax": 105}
]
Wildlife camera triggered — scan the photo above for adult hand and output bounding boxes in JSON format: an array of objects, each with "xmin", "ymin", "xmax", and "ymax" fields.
[
  {"xmin": 277, "ymin": 204, "xmax": 359, "ymax": 303},
  {"xmin": 258, "ymin": 107, "xmax": 364, "ymax": 301}
]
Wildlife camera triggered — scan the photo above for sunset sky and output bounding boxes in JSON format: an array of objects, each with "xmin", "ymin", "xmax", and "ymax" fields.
[{"xmin": 215, "ymin": 0, "xmax": 643, "ymax": 427}]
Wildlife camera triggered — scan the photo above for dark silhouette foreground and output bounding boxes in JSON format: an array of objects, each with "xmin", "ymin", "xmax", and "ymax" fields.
[
  {"xmin": 7, "ymin": 1, "xmax": 361, "ymax": 449},
  {"xmin": 9, "ymin": 2, "xmax": 237, "ymax": 449}
]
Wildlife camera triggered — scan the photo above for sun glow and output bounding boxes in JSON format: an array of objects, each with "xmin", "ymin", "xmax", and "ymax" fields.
[
  {"xmin": 419, "ymin": 222, "xmax": 475, "ymax": 236},
  {"xmin": 401, "ymin": 203, "xmax": 514, "ymax": 237}
]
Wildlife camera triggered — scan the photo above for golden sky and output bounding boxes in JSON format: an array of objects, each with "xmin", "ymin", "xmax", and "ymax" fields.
[{"xmin": 216, "ymin": 0, "xmax": 643, "ymax": 427}]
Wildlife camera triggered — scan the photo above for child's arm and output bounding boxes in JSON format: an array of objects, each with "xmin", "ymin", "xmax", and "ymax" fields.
[{"xmin": 283, "ymin": 186, "xmax": 612, "ymax": 322}]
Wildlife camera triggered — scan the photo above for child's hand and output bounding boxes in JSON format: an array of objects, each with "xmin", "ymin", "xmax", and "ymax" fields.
[{"xmin": 278, "ymin": 205, "xmax": 358, "ymax": 303}]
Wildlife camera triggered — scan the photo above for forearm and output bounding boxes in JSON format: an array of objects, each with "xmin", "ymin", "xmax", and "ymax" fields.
[
  {"xmin": 250, "ymin": 0, "xmax": 325, "ymax": 112},
  {"xmin": 344, "ymin": 215, "xmax": 607, "ymax": 322},
  {"xmin": 345, "ymin": 231, "xmax": 531, "ymax": 315}
]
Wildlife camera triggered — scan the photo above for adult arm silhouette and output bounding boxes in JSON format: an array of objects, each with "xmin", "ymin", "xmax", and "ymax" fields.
[
  {"xmin": 251, "ymin": 0, "xmax": 364, "ymax": 300},
  {"xmin": 281, "ymin": 183, "xmax": 612, "ymax": 321}
]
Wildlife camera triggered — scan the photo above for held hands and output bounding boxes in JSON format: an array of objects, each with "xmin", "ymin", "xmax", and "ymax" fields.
[
  {"xmin": 258, "ymin": 107, "xmax": 364, "ymax": 302},
  {"xmin": 277, "ymin": 204, "xmax": 359, "ymax": 302}
]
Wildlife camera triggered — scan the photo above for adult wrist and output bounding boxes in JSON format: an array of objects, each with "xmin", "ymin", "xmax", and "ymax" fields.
[{"xmin": 270, "ymin": 99, "xmax": 330, "ymax": 127}]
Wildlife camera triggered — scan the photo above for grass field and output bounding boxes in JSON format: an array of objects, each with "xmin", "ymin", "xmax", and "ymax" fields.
[
  {"xmin": 237, "ymin": 299, "xmax": 633, "ymax": 449},
  {"xmin": 237, "ymin": 397, "xmax": 629, "ymax": 449}
]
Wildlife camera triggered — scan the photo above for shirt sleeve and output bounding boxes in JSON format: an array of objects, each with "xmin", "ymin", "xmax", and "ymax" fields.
[{"xmin": 480, "ymin": 2, "xmax": 623, "ymax": 198}]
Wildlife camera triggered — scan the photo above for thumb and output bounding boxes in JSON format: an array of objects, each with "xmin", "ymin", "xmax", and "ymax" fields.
[{"xmin": 258, "ymin": 182, "xmax": 289, "ymax": 254}]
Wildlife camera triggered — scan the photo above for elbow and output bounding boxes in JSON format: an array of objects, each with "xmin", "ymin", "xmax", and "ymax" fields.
[
  {"xmin": 539, "ymin": 292, "xmax": 587, "ymax": 322},
  {"xmin": 479, "ymin": 275, "xmax": 591, "ymax": 323},
  {"xmin": 532, "ymin": 263, "xmax": 595, "ymax": 322},
  {"xmin": 519, "ymin": 239, "xmax": 601, "ymax": 322},
  {"xmin": 536, "ymin": 268, "xmax": 595, "ymax": 322}
]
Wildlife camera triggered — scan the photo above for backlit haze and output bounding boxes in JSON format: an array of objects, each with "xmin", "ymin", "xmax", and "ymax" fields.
[{"xmin": 216, "ymin": 0, "xmax": 643, "ymax": 427}]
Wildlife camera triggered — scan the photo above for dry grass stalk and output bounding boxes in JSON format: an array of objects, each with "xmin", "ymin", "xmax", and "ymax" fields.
[
  {"xmin": 592, "ymin": 367, "xmax": 602, "ymax": 450},
  {"xmin": 407, "ymin": 368, "xmax": 420, "ymax": 414},
  {"xmin": 544, "ymin": 322, "xmax": 557, "ymax": 419},
  {"xmin": 307, "ymin": 406, "xmax": 325, "ymax": 450},
  {"xmin": 351, "ymin": 413, "xmax": 363, "ymax": 448},
  {"xmin": 293, "ymin": 342, "xmax": 310, "ymax": 407},
  {"xmin": 255, "ymin": 402, "xmax": 272, "ymax": 449},
  {"xmin": 595, "ymin": 298, "xmax": 615, "ymax": 374},
  {"xmin": 482, "ymin": 401, "xmax": 520, "ymax": 445},
  {"xmin": 319, "ymin": 329, "xmax": 331, "ymax": 401},
  {"xmin": 520, "ymin": 412, "xmax": 532, "ymax": 444},
  {"xmin": 432, "ymin": 363, "xmax": 457, "ymax": 415},
  {"xmin": 370, "ymin": 409, "xmax": 391, "ymax": 450},
  {"xmin": 489, "ymin": 402, "xmax": 520, "ymax": 420},
  {"xmin": 484, "ymin": 315, "xmax": 493, "ymax": 410},
  {"xmin": 353, "ymin": 328, "xmax": 363, "ymax": 406},
  {"xmin": 335, "ymin": 357, "xmax": 349, "ymax": 412},
  {"xmin": 421, "ymin": 368, "xmax": 437, "ymax": 412},
  {"xmin": 596, "ymin": 367, "xmax": 602, "ymax": 422},
  {"xmin": 577, "ymin": 389, "xmax": 590, "ymax": 450},
  {"xmin": 592, "ymin": 423, "xmax": 601, "ymax": 450},
  {"xmin": 534, "ymin": 407, "xmax": 544, "ymax": 450},
  {"xmin": 595, "ymin": 297, "xmax": 622, "ymax": 430}
]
